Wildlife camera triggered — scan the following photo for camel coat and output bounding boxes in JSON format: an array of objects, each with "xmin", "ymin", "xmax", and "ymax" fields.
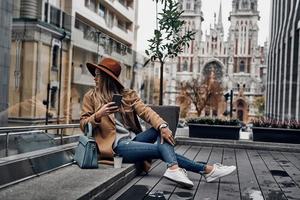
[{"xmin": 80, "ymin": 88, "xmax": 166, "ymax": 160}]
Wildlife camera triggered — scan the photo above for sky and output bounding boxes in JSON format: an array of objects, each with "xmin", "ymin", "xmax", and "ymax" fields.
[{"xmin": 137, "ymin": 0, "xmax": 271, "ymax": 54}]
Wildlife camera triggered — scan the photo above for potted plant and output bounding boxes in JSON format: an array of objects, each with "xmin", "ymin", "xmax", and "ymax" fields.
[
  {"xmin": 186, "ymin": 117, "xmax": 241, "ymax": 140},
  {"xmin": 251, "ymin": 118, "xmax": 300, "ymax": 144}
]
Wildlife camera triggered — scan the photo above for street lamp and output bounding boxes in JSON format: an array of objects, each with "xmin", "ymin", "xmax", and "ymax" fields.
[{"xmin": 223, "ymin": 89, "xmax": 234, "ymax": 119}]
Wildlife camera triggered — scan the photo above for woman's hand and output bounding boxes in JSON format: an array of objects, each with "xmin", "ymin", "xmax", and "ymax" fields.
[
  {"xmin": 160, "ymin": 127, "xmax": 176, "ymax": 146},
  {"xmin": 94, "ymin": 102, "xmax": 119, "ymax": 121}
]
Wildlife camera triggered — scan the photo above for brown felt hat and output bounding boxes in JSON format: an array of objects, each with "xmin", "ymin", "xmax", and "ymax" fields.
[{"xmin": 86, "ymin": 58, "xmax": 124, "ymax": 88}]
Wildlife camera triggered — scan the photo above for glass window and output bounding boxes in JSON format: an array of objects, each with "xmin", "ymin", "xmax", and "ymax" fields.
[
  {"xmin": 52, "ymin": 45, "xmax": 59, "ymax": 70},
  {"xmin": 98, "ymin": 3, "xmax": 106, "ymax": 18},
  {"xmin": 50, "ymin": 86, "xmax": 58, "ymax": 108},
  {"xmin": 240, "ymin": 60, "xmax": 245, "ymax": 72}
]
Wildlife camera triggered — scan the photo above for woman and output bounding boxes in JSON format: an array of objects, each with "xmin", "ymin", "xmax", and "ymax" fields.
[{"xmin": 80, "ymin": 58, "xmax": 236, "ymax": 188}]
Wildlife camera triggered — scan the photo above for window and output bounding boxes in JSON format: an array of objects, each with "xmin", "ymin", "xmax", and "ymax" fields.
[
  {"xmin": 183, "ymin": 60, "xmax": 188, "ymax": 71},
  {"xmin": 240, "ymin": 60, "xmax": 245, "ymax": 72},
  {"xmin": 50, "ymin": 86, "xmax": 58, "ymax": 108},
  {"xmin": 118, "ymin": 0, "xmax": 127, "ymax": 7},
  {"xmin": 117, "ymin": 19, "xmax": 127, "ymax": 32},
  {"xmin": 52, "ymin": 45, "xmax": 60, "ymax": 70},
  {"xmin": 185, "ymin": 2, "xmax": 191, "ymax": 10},
  {"xmin": 107, "ymin": 12, "xmax": 114, "ymax": 28},
  {"xmin": 98, "ymin": 3, "xmax": 106, "ymax": 18},
  {"xmin": 85, "ymin": 0, "xmax": 97, "ymax": 12},
  {"xmin": 50, "ymin": 6, "xmax": 60, "ymax": 27},
  {"xmin": 44, "ymin": 3, "xmax": 49, "ymax": 22}
]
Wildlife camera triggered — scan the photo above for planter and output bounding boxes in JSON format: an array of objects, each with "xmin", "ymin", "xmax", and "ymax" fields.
[
  {"xmin": 252, "ymin": 127, "xmax": 300, "ymax": 144},
  {"xmin": 188, "ymin": 123, "xmax": 240, "ymax": 140}
]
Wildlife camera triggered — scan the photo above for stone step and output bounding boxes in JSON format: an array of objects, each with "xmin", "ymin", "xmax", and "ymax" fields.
[{"xmin": 0, "ymin": 162, "xmax": 138, "ymax": 200}]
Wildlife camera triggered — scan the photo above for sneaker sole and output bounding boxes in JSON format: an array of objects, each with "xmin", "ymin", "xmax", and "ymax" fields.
[
  {"xmin": 206, "ymin": 167, "xmax": 236, "ymax": 183},
  {"xmin": 163, "ymin": 175, "xmax": 194, "ymax": 188}
]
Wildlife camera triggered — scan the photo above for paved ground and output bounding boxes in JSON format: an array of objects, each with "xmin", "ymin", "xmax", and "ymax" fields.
[{"xmin": 109, "ymin": 144, "xmax": 300, "ymax": 200}]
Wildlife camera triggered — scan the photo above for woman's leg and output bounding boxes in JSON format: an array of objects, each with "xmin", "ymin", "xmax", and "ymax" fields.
[
  {"xmin": 133, "ymin": 128, "xmax": 207, "ymax": 173},
  {"xmin": 133, "ymin": 127, "xmax": 159, "ymax": 143},
  {"xmin": 176, "ymin": 154, "xmax": 206, "ymax": 174},
  {"xmin": 115, "ymin": 139, "xmax": 177, "ymax": 166}
]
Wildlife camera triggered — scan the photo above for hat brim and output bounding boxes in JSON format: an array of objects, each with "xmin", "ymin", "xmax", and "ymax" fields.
[{"xmin": 86, "ymin": 62, "xmax": 124, "ymax": 89}]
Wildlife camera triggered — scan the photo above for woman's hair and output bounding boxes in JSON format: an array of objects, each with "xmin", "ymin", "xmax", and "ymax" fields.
[{"xmin": 94, "ymin": 69, "xmax": 123, "ymax": 109}]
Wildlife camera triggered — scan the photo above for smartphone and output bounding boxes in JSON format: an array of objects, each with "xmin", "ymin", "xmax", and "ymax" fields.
[{"xmin": 112, "ymin": 94, "xmax": 123, "ymax": 107}]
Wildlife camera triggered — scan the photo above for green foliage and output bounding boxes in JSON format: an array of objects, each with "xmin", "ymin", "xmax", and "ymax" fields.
[
  {"xmin": 146, "ymin": 0, "xmax": 195, "ymax": 62},
  {"xmin": 186, "ymin": 117, "xmax": 240, "ymax": 126}
]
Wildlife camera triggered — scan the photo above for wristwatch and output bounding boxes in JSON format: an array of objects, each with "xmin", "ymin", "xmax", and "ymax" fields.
[{"xmin": 159, "ymin": 123, "xmax": 168, "ymax": 130}]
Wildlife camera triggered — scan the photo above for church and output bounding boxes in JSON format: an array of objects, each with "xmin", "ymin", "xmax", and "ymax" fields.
[{"xmin": 165, "ymin": 0, "xmax": 267, "ymax": 122}]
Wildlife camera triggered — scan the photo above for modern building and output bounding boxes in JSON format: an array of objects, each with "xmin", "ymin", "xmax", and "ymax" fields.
[
  {"xmin": 165, "ymin": 0, "xmax": 266, "ymax": 122},
  {"xmin": 266, "ymin": 0, "xmax": 300, "ymax": 121},
  {"xmin": 70, "ymin": 0, "xmax": 138, "ymax": 121}
]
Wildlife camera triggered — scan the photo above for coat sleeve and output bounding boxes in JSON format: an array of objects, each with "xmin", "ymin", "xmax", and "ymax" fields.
[
  {"xmin": 79, "ymin": 90, "xmax": 101, "ymax": 132},
  {"xmin": 129, "ymin": 90, "xmax": 167, "ymax": 130}
]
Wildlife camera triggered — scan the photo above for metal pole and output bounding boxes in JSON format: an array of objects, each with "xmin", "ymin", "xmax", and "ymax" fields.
[
  {"xmin": 5, "ymin": 132, "xmax": 9, "ymax": 157},
  {"xmin": 45, "ymin": 83, "xmax": 50, "ymax": 125},
  {"xmin": 230, "ymin": 89, "xmax": 233, "ymax": 119},
  {"xmin": 60, "ymin": 128, "xmax": 63, "ymax": 145},
  {"xmin": 57, "ymin": 31, "xmax": 66, "ymax": 128}
]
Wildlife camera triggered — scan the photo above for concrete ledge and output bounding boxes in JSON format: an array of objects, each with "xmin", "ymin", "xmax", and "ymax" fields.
[
  {"xmin": 0, "ymin": 143, "xmax": 76, "ymax": 188},
  {"xmin": 0, "ymin": 163, "xmax": 139, "ymax": 200},
  {"xmin": 176, "ymin": 137, "xmax": 300, "ymax": 152}
]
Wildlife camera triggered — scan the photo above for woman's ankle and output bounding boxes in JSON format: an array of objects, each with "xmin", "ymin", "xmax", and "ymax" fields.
[
  {"xmin": 168, "ymin": 164, "xmax": 179, "ymax": 170},
  {"xmin": 204, "ymin": 165, "xmax": 214, "ymax": 174}
]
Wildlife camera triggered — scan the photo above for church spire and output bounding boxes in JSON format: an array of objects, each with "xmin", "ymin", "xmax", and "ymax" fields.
[{"xmin": 217, "ymin": 2, "xmax": 224, "ymax": 34}]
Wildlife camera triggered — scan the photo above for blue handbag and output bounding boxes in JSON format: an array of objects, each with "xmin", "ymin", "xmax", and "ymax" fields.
[{"xmin": 74, "ymin": 123, "xmax": 98, "ymax": 169}]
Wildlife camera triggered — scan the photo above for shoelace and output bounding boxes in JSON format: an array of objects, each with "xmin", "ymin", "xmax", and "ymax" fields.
[
  {"xmin": 214, "ymin": 163, "xmax": 224, "ymax": 168},
  {"xmin": 179, "ymin": 168, "xmax": 188, "ymax": 176}
]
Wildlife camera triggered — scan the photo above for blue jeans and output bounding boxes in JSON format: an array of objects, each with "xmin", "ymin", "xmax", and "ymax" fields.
[{"xmin": 114, "ymin": 128, "xmax": 206, "ymax": 174}]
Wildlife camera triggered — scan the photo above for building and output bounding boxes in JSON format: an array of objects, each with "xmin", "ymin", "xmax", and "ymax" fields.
[
  {"xmin": 266, "ymin": 0, "xmax": 300, "ymax": 121},
  {"xmin": 8, "ymin": 0, "xmax": 152, "ymax": 125},
  {"xmin": 70, "ymin": 0, "xmax": 138, "ymax": 121},
  {"xmin": 9, "ymin": 0, "xmax": 72, "ymax": 125},
  {"xmin": 0, "ymin": 0, "xmax": 13, "ymax": 126},
  {"xmin": 165, "ymin": 0, "xmax": 266, "ymax": 122}
]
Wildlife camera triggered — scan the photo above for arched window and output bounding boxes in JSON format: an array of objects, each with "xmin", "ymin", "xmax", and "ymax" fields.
[{"xmin": 240, "ymin": 60, "xmax": 245, "ymax": 72}]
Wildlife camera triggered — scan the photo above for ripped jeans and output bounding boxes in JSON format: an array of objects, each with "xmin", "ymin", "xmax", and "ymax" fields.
[{"xmin": 114, "ymin": 128, "xmax": 206, "ymax": 173}]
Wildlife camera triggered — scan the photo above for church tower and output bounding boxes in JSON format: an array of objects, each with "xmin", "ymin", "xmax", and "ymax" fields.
[
  {"xmin": 228, "ymin": 0, "xmax": 259, "ymax": 76},
  {"xmin": 165, "ymin": 0, "xmax": 204, "ymax": 104},
  {"xmin": 177, "ymin": 0, "xmax": 204, "ymax": 76},
  {"xmin": 227, "ymin": 0, "xmax": 261, "ymax": 121}
]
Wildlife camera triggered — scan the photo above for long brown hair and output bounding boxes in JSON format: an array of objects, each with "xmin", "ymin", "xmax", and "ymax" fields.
[{"xmin": 94, "ymin": 70, "xmax": 123, "ymax": 110}]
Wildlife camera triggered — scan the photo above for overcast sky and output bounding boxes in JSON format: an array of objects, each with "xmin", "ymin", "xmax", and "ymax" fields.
[{"xmin": 137, "ymin": 0, "xmax": 271, "ymax": 54}]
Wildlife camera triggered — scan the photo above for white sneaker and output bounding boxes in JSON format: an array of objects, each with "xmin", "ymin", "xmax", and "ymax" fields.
[
  {"xmin": 204, "ymin": 163, "xmax": 236, "ymax": 183},
  {"xmin": 163, "ymin": 168, "xmax": 194, "ymax": 188}
]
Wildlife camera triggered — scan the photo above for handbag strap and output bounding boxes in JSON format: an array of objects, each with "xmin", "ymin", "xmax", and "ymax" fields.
[{"xmin": 84, "ymin": 122, "xmax": 93, "ymax": 138}]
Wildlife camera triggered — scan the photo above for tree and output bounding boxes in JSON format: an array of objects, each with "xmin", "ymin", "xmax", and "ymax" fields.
[
  {"xmin": 146, "ymin": 0, "xmax": 195, "ymax": 105},
  {"xmin": 177, "ymin": 70, "xmax": 223, "ymax": 117},
  {"xmin": 254, "ymin": 96, "xmax": 265, "ymax": 116}
]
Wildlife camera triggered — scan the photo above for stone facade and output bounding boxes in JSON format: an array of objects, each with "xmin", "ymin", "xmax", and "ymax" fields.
[
  {"xmin": 165, "ymin": 0, "xmax": 266, "ymax": 122},
  {"xmin": 0, "ymin": 0, "xmax": 13, "ymax": 126},
  {"xmin": 8, "ymin": 0, "xmax": 153, "ymax": 125}
]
